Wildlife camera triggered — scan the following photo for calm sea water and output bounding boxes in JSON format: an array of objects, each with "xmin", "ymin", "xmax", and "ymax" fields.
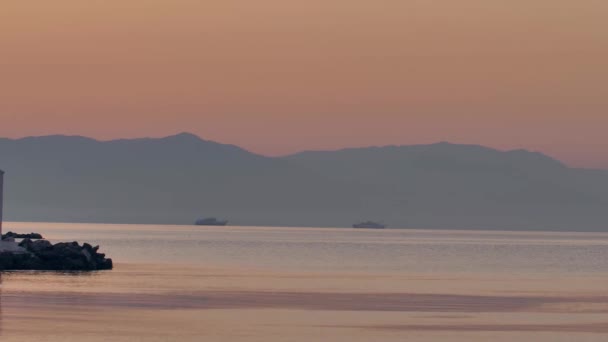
[{"xmin": 1, "ymin": 222, "xmax": 607, "ymax": 341}]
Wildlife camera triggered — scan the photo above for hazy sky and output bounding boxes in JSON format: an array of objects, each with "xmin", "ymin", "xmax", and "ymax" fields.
[{"xmin": 1, "ymin": 1, "xmax": 607, "ymax": 168}]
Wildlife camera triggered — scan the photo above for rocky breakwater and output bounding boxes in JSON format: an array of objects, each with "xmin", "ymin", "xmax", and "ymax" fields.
[
  {"xmin": 2, "ymin": 231, "xmax": 44, "ymax": 239},
  {"xmin": 0, "ymin": 238, "xmax": 113, "ymax": 271}
]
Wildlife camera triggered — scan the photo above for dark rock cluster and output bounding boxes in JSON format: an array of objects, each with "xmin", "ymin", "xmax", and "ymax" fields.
[
  {"xmin": 2, "ymin": 231, "xmax": 44, "ymax": 239},
  {"xmin": 0, "ymin": 239, "xmax": 113, "ymax": 271}
]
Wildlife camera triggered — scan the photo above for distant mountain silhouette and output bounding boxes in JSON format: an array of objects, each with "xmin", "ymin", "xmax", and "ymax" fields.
[{"xmin": 1, "ymin": 134, "xmax": 607, "ymax": 231}]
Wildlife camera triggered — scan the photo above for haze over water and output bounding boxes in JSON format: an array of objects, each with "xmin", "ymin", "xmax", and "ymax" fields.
[{"xmin": 1, "ymin": 222, "xmax": 607, "ymax": 341}]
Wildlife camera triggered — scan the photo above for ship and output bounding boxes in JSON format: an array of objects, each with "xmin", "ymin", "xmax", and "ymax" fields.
[
  {"xmin": 195, "ymin": 218, "xmax": 228, "ymax": 226},
  {"xmin": 352, "ymin": 221, "xmax": 386, "ymax": 229}
]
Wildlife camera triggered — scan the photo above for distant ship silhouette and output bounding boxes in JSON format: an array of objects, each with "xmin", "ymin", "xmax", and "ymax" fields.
[
  {"xmin": 195, "ymin": 218, "xmax": 228, "ymax": 226},
  {"xmin": 352, "ymin": 221, "xmax": 386, "ymax": 229}
]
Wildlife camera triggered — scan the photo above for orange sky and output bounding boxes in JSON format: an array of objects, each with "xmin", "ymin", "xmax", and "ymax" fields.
[{"xmin": 1, "ymin": 1, "xmax": 607, "ymax": 168}]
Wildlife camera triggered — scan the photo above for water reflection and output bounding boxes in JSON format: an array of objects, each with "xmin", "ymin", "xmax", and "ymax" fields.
[{"xmin": 0, "ymin": 224, "xmax": 607, "ymax": 342}]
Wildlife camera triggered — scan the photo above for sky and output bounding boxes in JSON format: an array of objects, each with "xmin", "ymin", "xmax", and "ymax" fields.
[{"xmin": 1, "ymin": 1, "xmax": 607, "ymax": 168}]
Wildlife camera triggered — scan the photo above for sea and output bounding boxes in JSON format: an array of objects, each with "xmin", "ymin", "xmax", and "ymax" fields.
[{"xmin": 1, "ymin": 222, "xmax": 607, "ymax": 341}]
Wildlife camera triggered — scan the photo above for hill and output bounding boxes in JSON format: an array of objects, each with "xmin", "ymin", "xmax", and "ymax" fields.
[
  {"xmin": 1, "ymin": 134, "xmax": 607, "ymax": 231},
  {"xmin": 287, "ymin": 143, "xmax": 608, "ymax": 230}
]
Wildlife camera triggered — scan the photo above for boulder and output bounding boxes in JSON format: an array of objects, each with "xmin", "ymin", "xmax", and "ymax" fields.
[
  {"xmin": 3, "ymin": 231, "xmax": 44, "ymax": 240},
  {"xmin": 1, "ymin": 239, "xmax": 113, "ymax": 271}
]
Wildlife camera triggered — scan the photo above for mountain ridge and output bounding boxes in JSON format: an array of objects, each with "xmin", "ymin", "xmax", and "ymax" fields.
[
  {"xmin": 0, "ymin": 133, "xmax": 575, "ymax": 168},
  {"xmin": 1, "ymin": 133, "xmax": 606, "ymax": 231}
]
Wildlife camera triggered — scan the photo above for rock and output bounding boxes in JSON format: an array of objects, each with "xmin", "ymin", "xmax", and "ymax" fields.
[
  {"xmin": 0, "ymin": 252, "xmax": 17, "ymax": 269},
  {"xmin": 31, "ymin": 239, "xmax": 53, "ymax": 253},
  {"xmin": 2, "ymin": 238, "xmax": 113, "ymax": 271},
  {"xmin": 0, "ymin": 252, "xmax": 44, "ymax": 270},
  {"xmin": 3, "ymin": 231, "xmax": 44, "ymax": 240},
  {"xmin": 18, "ymin": 238, "xmax": 33, "ymax": 250},
  {"xmin": 99, "ymin": 258, "xmax": 113, "ymax": 270}
]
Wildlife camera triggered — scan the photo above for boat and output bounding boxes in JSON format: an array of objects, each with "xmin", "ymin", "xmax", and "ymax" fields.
[
  {"xmin": 353, "ymin": 221, "xmax": 386, "ymax": 229},
  {"xmin": 195, "ymin": 218, "xmax": 228, "ymax": 226}
]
